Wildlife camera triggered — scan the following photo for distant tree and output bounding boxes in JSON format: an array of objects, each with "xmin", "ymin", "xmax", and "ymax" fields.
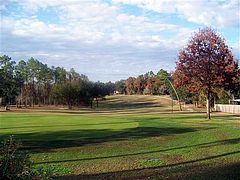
[
  {"xmin": 174, "ymin": 27, "xmax": 239, "ymax": 119},
  {"xmin": 26, "ymin": 57, "xmax": 41, "ymax": 107},
  {"xmin": 145, "ymin": 71, "xmax": 155, "ymax": 78},
  {"xmin": 115, "ymin": 80, "xmax": 126, "ymax": 94},
  {"xmin": 15, "ymin": 60, "xmax": 29, "ymax": 83},
  {"xmin": 175, "ymin": 87, "xmax": 193, "ymax": 104},
  {"xmin": 39, "ymin": 64, "xmax": 53, "ymax": 105},
  {"xmin": 151, "ymin": 77, "xmax": 162, "ymax": 95},
  {"xmin": 134, "ymin": 75, "xmax": 145, "ymax": 94},
  {"xmin": 105, "ymin": 81, "xmax": 115, "ymax": 95},
  {"xmin": 68, "ymin": 68, "xmax": 80, "ymax": 81},
  {"xmin": 15, "ymin": 60, "xmax": 29, "ymax": 107},
  {"xmin": 52, "ymin": 66, "xmax": 67, "ymax": 83},
  {"xmin": 79, "ymin": 74, "xmax": 89, "ymax": 82},
  {"xmin": 125, "ymin": 77, "xmax": 137, "ymax": 95},
  {"xmin": 58, "ymin": 80, "xmax": 79, "ymax": 109},
  {"xmin": 156, "ymin": 69, "xmax": 170, "ymax": 95},
  {"xmin": 232, "ymin": 74, "xmax": 240, "ymax": 98},
  {"xmin": 0, "ymin": 55, "xmax": 19, "ymax": 109},
  {"xmin": 144, "ymin": 72, "xmax": 156, "ymax": 95},
  {"xmin": 143, "ymin": 80, "xmax": 152, "ymax": 95},
  {"xmin": 157, "ymin": 69, "xmax": 169, "ymax": 79}
]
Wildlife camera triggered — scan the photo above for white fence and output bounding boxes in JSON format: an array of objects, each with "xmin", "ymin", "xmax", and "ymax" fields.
[{"xmin": 215, "ymin": 104, "xmax": 240, "ymax": 114}]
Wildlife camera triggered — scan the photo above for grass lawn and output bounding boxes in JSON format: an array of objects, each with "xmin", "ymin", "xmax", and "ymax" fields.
[{"xmin": 0, "ymin": 95, "xmax": 240, "ymax": 179}]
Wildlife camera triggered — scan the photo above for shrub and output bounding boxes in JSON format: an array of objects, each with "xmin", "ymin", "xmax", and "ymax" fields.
[
  {"xmin": 0, "ymin": 136, "xmax": 52, "ymax": 180},
  {"xmin": 0, "ymin": 136, "xmax": 32, "ymax": 179}
]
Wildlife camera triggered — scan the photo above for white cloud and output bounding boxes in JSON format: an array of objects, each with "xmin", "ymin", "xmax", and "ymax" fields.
[
  {"xmin": 2, "ymin": 0, "xmax": 189, "ymax": 47},
  {"xmin": 113, "ymin": 0, "xmax": 240, "ymax": 27}
]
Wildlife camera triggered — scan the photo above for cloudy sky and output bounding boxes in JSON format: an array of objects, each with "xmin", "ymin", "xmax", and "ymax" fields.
[{"xmin": 0, "ymin": 0, "xmax": 239, "ymax": 82}]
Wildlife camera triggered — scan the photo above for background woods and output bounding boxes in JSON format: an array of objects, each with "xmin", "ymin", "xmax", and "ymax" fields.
[
  {"xmin": 0, "ymin": 29, "xmax": 239, "ymax": 111},
  {"xmin": 0, "ymin": 55, "xmax": 115, "ymax": 109},
  {"xmin": 1, "ymin": 55, "xmax": 239, "ymax": 110}
]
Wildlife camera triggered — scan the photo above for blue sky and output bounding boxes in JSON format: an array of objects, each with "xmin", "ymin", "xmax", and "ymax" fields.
[{"xmin": 0, "ymin": 0, "xmax": 239, "ymax": 82}]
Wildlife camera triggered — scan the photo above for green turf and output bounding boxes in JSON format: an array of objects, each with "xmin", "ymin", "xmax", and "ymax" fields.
[{"xmin": 0, "ymin": 95, "xmax": 240, "ymax": 179}]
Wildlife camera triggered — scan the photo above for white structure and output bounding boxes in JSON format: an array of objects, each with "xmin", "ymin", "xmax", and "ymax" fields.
[
  {"xmin": 232, "ymin": 99, "xmax": 240, "ymax": 105},
  {"xmin": 215, "ymin": 104, "xmax": 240, "ymax": 114},
  {"xmin": 114, "ymin": 91, "xmax": 120, "ymax": 95}
]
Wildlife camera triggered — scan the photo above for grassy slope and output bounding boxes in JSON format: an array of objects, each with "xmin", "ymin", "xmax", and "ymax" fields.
[{"xmin": 0, "ymin": 95, "xmax": 240, "ymax": 179}]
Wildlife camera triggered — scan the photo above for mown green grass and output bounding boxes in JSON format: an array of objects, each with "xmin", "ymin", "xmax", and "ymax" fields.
[{"xmin": 0, "ymin": 95, "xmax": 239, "ymax": 179}]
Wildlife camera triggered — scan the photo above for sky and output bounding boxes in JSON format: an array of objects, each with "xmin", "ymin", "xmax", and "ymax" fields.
[{"xmin": 0, "ymin": 0, "xmax": 239, "ymax": 82}]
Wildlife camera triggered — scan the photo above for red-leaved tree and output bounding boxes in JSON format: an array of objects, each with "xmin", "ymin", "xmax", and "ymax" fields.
[{"xmin": 173, "ymin": 27, "xmax": 239, "ymax": 119}]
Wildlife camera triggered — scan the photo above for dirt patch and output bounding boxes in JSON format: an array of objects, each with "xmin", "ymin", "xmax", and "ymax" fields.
[{"xmin": 161, "ymin": 154, "xmax": 185, "ymax": 164}]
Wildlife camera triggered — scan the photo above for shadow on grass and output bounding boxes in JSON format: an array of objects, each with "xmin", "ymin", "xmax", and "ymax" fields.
[
  {"xmin": 101, "ymin": 101, "xmax": 163, "ymax": 110},
  {"xmin": 0, "ymin": 126, "xmax": 200, "ymax": 151},
  {"xmin": 55, "ymin": 152, "xmax": 240, "ymax": 180},
  {"xmin": 25, "ymin": 110, "xmax": 206, "ymax": 117},
  {"xmin": 35, "ymin": 137, "xmax": 240, "ymax": 165},
  {"xmin": 0, "ymin": 121, "xmax": 135, "ymax": 130},
  {"xmin": 211, "ymin": 113, "xmax": 240, "ymax": 120}
]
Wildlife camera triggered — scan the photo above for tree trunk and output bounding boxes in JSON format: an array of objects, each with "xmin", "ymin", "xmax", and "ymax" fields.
[
  {"xmin": 206, "ymin": 92, "xmax": 211, "ymax": 120},
  {"xmin": 24, "ymin": 98, "xmax": 27, "ymax": 108},
  {"xmin": 68, "ymin": 100, "xmax": 72, "ymax": 109},
  {"xmin": 32, "ymin": 97, "xmax": 34, "ymax": 108},
  {"xmin": 90, "ymin": 99, "xmax": 93, "ymax": 108}
]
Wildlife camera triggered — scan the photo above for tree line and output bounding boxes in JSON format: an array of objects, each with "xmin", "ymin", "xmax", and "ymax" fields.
[
  {"xmin": 0, "ymin": 56, "xmax": 115, "ymax": 109},
  {"xmin": 114, "ymin": 69, "xmax": 202, "ymax": 105},
  {"xmin": 1, "ymin": 28, "xmax": 239, "ymax": 115},
  {"xmin": 115, "ymin": 69, "xmax": 175, "ymax": 96},
  {"xmin": 115, "ymin": 27, "xmax": 240, "ymax": 119},
  {"xmin": 115, "ymin": 65, "xmax": 239, "ymax": 108}
]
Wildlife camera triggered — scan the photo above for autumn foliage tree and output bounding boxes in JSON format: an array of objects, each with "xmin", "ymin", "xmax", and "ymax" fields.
[{"xmin": 173, "ymin": 27, "xmax": 239, "ymax": 119}]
